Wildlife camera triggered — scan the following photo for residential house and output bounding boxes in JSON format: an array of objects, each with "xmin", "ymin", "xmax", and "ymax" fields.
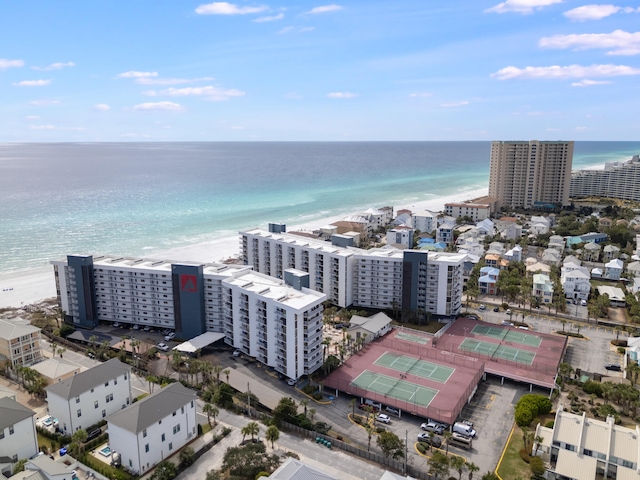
[
  {"xmin": 456, "ymin": 237, "xmax": 484, "ymax": 257},
  {"xmin": 499, "ymin": 222, "xmax": 522, "ymax": 240},
  {"xmin": 598, "ymin": 217, "xmax": 613, "ymax": 229},
  {"xmin": 31, "ymin": 358, "xmax": 82, "ymax": 385},
  {"xmin": 363, "ymin": 207, "xmax": 392, "ymax": 230},
  {"xmin": 504, "ymin": 245, "xmax": 523, "ymax": 263},
  {"xmin": 267, "ymin": 458, "xmax": 336, "ymax": 479},
  {"xmin": 479, "ymin": 267, "xmax": 500, "ymax": 295},
  {"xmin": 561, "ymin": 263, "xmax": 591, "ymax": 302},
  {"xmin": 476, "ymin": 219, "xmax": 494, "ymax": 237},
  {"xmin": 541, "ymin": 248, "xmax": 562, "ymax": 267},
  {"xmin": 602, "ymin": 244, "xmax": 621, "ymax": 262},
  {"xmin": 597, "ymin": 286, "xmax": 626, "ymax": 307},
  {"xmin": 591, "ymin": 267, "xmax": 603, "ymax": 279},
  {"xmin": 107, "ymin": 382, "xmax": 197, "ymax": 476},
  {"xmin": 45, "ymin": 358, "xmax": 132, "ymax": 435},
  {"xmin": 529, "ymin": 216, "xmax": 551, "ymax": 235},
  {"xmin": 348, "ymin": 312, "xmax": 392, "ymax": 344},
  {"xmin": 604, "ymin": 258, "xmax": 624, "ymax": 281},
  {"xmin": 436, "ymin": 218, "xmax": 456, "ymax": 245},
  {"xmin": 630, "ymin": 277, "xmax": 640, "ymax": 295},
  {"xmin": 0, "ymin": 397, "xmax": 38, "ymax": 476},
  {"xmin": 411, "ymin": 210, "xmax": 438, "ymax": 234},
  {"xmin": 562, "ymin": 255, "xmax": 581, "ymax": 267},
  {"xmin": 0, "ymin": 319, "xmax": 43, "ymax": 368},
  {"xmin": 533, "ymin": 274, "xmax": 554, "ymax": 304},
  {"xmin": 580, "ymin": 232, "xmax": 608, "ymax": 244},
  {"xmin": 386, "ymin": 226, "xmax": 414, "ymax": 249},
  {"xmin": 548, "ymin": 235, "xmax": 566, "ymax": 253},
  {"xmin": 18, "ymin": 452, "xmax": 80, "ymax": 480},
  {"xmin": 526, "ymin": 260, "xmax": 551, "ymax": 275},
  {"xmin": 627, "ymin": 261, "xmax": 640, "ymax": 277},
  {"xmin": 331, "ymin": 219, "xmax": 370, "ymax": 238},
  {"xmin": 535, "ymin": 405, "xmax": 640, "ymax": 480},
  {"xmin": 582, "ymin": 242, "xmax": 601, "ymax": 262},
  {"xmin": 391, "ymin": 212, "xmax": 411, "ymax": 228}
]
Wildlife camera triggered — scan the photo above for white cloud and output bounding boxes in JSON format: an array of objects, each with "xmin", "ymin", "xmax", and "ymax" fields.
[
  {"xmin": 253, "ymin": 13, "xmax": 284, "ymax": 22},
  {"xmin": 306, "ymin": 4, "xmax": 343, "ymax": 14},
  {"xmin": 143, "ymin": 85, "xmax": 245, "ymax": 101},
  {"xmin": 485, "ymin": 0, "xmax": 562, "ymax": 14},
  {"xmin": 327, "ymin": 92, "xmax": 357, "ymax": 98},
  {"xmin": 539, "ymin": 30, "xmax": 640, "ymax": 56},
  {"xmin": 32, "ymin": 62, "xmax": 75, "ymax": 71},
  {"xmin": 195, "ymin": 2, "xmax": 267, "ymax": 15},
  {"xmin": 117, "ymin": 71, "xmax": 158, "ymax": 79},
  {"xmin": 94, "ymin": 104, "xmax": 111, "ymax": 110},
  {"xmin": 25, "ymin": 115, "xmax": 40, "ymax": 120},
  {"xmin": 133, "ymin": 101, "xmax": 184, "ymax": 111},
  {"xmin": 0, "ymin": 58, "xmax": 25, "ymax": 69},
  {"xmin": 441, "ymin": 100, "xmax": 469, "ymax": 107},
  {"xmin": 277, "ymin": 26, "xmax": 315, "ymax": 34},
  {"xmin": 564, "ymin": 4, "xmax": 620, "ymax": 21},
  {"xmin": 30, "ymin": 99, "xmax": 61, "ymax": 106},
  {"xmin": 492, "ymin": 63, "xmax": 640, "ymax": 79},
  {"xmin": 571, "ymin": 79, "xmax": 612, "ymax": 86},
  {"xmin": 13, "ymin": 79, "xmax": 51, "ymax": 87},
  {"xmin": 136, "ymin": 76, "xmax": 215, "ymax": 85},
  {"xmin": 29, "ymin": 124, "xmax": 56, "ymax": 130},
  {"xmin": 409, "ymin": 92, "xmax": 433, "ymax": 98}
]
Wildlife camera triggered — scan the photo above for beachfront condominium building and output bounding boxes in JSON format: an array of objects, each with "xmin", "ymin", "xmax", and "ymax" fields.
[
  {"xmin": 51, "ymin": 255, "xmax": 326, "ymax": 380},
  {"xmin": 0, "ymin": 318, "xmax": 43, "ymax": 367},
  {"xmin": 444, "ymin": 202, "xmax": 491, "ymax": 222},
  {"xmin": 488, "ymin": 140, "xmax": 574, "ymax": 209},
  {"xmin": 570, "ymin": 155, "xmax": 640, "ymax": 201},
  {"xmin": 241, "ymin": 229, "xmax": 467, "ymax": 317}
]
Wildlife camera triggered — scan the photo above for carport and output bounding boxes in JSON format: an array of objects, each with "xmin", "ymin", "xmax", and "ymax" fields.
[{"xmin": 173, "ymin": 332, "xmax": 226, "ymax": 354}]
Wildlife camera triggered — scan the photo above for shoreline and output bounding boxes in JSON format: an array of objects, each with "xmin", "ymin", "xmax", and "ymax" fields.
[{"xmin": 0, "ymin": 186, "xmax": 488, "ymax": 309}]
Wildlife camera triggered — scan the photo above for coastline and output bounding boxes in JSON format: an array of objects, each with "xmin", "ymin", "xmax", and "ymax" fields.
[{"xmin": 0, "ymin": 186, "xmax": 488, "ymax": 309}]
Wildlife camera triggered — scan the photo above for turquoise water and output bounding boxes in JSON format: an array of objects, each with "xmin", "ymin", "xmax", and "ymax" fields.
[{"xmin": 1, "ymin": 141, "xmax": 638, "ymax": 274}]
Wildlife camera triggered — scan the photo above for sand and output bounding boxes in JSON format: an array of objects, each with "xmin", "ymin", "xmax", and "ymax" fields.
[{"xmin": 0, "ymin": 187, "xmax": 488, "ymax": 309}]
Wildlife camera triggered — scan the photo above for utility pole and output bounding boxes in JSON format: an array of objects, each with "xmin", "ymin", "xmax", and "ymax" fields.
[
  {"xmin": 247, "ymin": 382, "xmax": 251, "ymax": 417},
  {"xmin": 404, "ymin": 429, "xmax": 408, "ymax": 474}
]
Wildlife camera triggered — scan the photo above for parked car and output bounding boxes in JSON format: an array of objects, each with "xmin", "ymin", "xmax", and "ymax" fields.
[
  {"xmin": 453, "ymin": 421, "xmax": 476, "ymax": 438},
  {"xmin": 478, "ymin": 304, "xmax": 486, "ymax": 310},
  {"xmin": 375, "ymin": 413, "xmax": 391, "ymax": 424},
  {"xmin": 605, "ymin": 364, "xmax": 622, "ymax": 371},
  {"xmin": 232, "ymin": 349, "xmax": 241, "ymax": 357},
  {"xmin": 364, "ymin": 399, "xmax": 382, "ymax": 410},
  {"xmin": 143, "ymin": 326, "xmax": 151, "ymax": 332},
  {"xmin": 420, "ymin": 422, "xmax": 445, "ymax": 434},
  {"xmin": 113, "ymin": 322, "xmax": 121, "ymax": 328},
  {"xmin": 581, "ymin": 299, "xmax": 587, "ymax": 306},
  {"xmin": 505, "ymin": 309, "xmax": 512, "ymax": 315},
  {"xmin": 385, "ymin": 406, "xmax": 400, "ymax": 416},
  {"xmin": 417, "ymin": 433, "xmax": 442, "ymax": 447},
  {"xmin": 501, "ymin": 321, "xmax": 514, "ymax": 327},
  {"xmin": 164, "ymin": 332, "xmax": 176, "ymax": 341},
  {"xmin": 493, "ymin": 307, "xmax": 500, "ymax": 312},
  {"xmin": 287, "ymin": 378, "xmax": 297, "ymax": 386},
  {"xmin": 156, "ymin": 342, "xmax": 169, "ymax": 352},
  {"xmin": 132, "ymin": 324, "xmax": 139, "ymax": 330}
]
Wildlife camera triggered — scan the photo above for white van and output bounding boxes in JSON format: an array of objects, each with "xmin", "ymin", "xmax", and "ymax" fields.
[
  {"xmin": 581, "ymin": 299, "xmax": 587, "ymax": 306},
  {"xmin": 453, "ymin": 422, "xmax": 476, "ymax": 438}
]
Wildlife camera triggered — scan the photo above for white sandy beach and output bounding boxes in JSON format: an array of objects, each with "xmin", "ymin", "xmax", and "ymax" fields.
[{"xmin": 0, "ymin": 187, "xmax": 489, "ymax": 310}]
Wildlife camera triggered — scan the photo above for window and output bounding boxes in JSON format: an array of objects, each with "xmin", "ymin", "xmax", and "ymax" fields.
[
  {"xmin": 145, "ymin": 444, "xmax": 149, "ymax": 453},
  {"xmin": 0, "ymin": 431, "xmax": 4, "ymax": 439},
  {"xmin": 77, "ymin": 409, "xmax": 82, "ymax": 417},
  {"xmin": 143, "ymin": 429, "xmax": 147, "ymax": 438},
  {"xmin": 173, "ymin": 424, "xmax": 181, "ymax": 434},
  {"xmin": 124, "ymin": 374, "xmax": 127, "ymax": 380},
  {"xmin": 161, "ymin": 433, "xmax": 165, "ymax": 442},
  {"xmin": 181, "ymin": 406, "xmax": 184, "ymax": 414},
  {"xmin": 173, "ymin": 411, "xmax": 177, "ymax": 417},
  {"xmin": 75, "ymin": 396, "xmax": 80, "ymax": 403},
  {"xmin": 102, "ymin": 410, "xmax": 106, "ymax": 418},
  {"xmin": 169, "ymin": 442, "xmax": 173, "ymax": 451},
  {"xmin": 95, "ymin": 401, "xmax": 99, "ymax": 409},
  {"xmin": 105, "ymin": 381, "xmax": 109, "ymax": 387},
  {"xmin": 114, "ymin": 379, "xmax": 117, "ymax": 385}
]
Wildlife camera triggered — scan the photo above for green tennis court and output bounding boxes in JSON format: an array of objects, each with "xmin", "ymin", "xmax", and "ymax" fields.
[
  {"xmin": 351, "ymin": 370, "xmax": 438, "ymax": 406},
  {"xmin": 471, "ymin": 325, "xmax": 542, "ymax": 348},
  {"xmin": 459, "ymin": 338, "xmax": 536, "ymax": 365},
  {"xmin": 374, "ymin": 352, "xmax": 454, "ymax": 383},
  {"xmin": 395, "ymin": 331, "xmax": 429, "ymax": 345}
]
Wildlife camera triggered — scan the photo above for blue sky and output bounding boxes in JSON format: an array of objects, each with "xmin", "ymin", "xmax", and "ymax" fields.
[{"xmin": 1, "ymin": 1, "xmax": 639, "ymax": 141}]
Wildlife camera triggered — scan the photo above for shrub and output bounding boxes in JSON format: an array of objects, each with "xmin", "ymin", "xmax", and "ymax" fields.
[
  {"xmin": 545, "ymin": 420, "xmax": 554, "ymax": 428},
  {"xmin": 519, "ymin": 448, "xmax": 531, "ymax": 463},
  {"xmin": 617, "ymin": 347, "xmax": 626, "ymax": 354},
  {"xmin": 59, "ymin": 324, "xmax": 75, "ymax": 337},
  {"xmin": 514, "ymin": 405, "xmax": 536, "ymax": 428},
  {"xmin": 530, "ymin": 456, "xmax": 546, "ymax": 477},
  {"xmin": 583, "ymin": 381, "xmax": 604, "ymax": 397},
  {"xmin": 312, "ymin": 392, "xmax": 323, "ymax": 400},
  {"xmin": 416, "ymin": 442, "xmax": 427, "ymax": 454}
]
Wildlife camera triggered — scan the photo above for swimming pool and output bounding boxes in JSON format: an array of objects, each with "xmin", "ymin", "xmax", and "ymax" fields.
[{"xmin": 99, "ymin": 446, "xmax": 111, "ymax": 457}]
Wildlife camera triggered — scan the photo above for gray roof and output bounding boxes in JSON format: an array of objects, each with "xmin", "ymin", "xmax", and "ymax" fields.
[
  {"xmin": 349, "ymin": 312, "xmax": 392, "ymax": 334},
  {"xmin": 107, "ymin": 382, "xmax": 196, "ymax": 434},
  {"xmin": 268, "ymin": 458, "xmax": 336, "ymax": 480},
  {"xmin": 45, "ymin": 358, "xmax": 130, "ymax": 400},
  {"xmin": 0, "ymin": 396, "xmax": 35, "ymax": 430},
  {"xmin": 31, "ymin": 358, "xmax": 80, "ymax": 379},
  {"xmin": 28, "ymin": 455, "xmax": 73, "ymax": 476},
  {"xmin": 0, "ymin": 318, "xmax": 40, "ymax": 341}
]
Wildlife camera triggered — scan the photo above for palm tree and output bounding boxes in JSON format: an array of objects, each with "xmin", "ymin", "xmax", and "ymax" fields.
[
  {"xmin": 466, "ymin": 462, "xmax": 480, "ymax": 480},
  {"xmin": 451, "ymin": 455, "xmax": 466, "ymax": 480},
  {"xmin": 349, "ymin": 398, "xmax": 357, "ymax": 419},
  {"xmin": 241, "ymin": 421, "xmax": 260, "ymax": 443},
  {"xmin": 365, "ymin": 424, "xmax": 375, "ymax": 451},
  {"xmin": 213, "ymin": 365, "xmax": 223, "ymax": 385},
  {"xmin": 308, "ymin": 408, "xmax": 316, "ymax": 422},
  {"xmin": 266, "ymin": 425, "xmax": 280, "ymax": 449},
  {"xmin": 300, "ymin": 399, "xmax": 309, "ymax": 417},
  {"xmin": 223, "ymin": 368, "xmax": 230, "ymax": 384},
  {"xmin": 203, "ymin": 402, "xmax": 217, "ymax": 427},
  {"xmin": 442, "ymin": 430, "xmax": 453, "ymax": 456}
]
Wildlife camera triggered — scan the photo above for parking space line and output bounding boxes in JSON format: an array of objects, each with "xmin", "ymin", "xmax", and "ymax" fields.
[{"xmin": 485, "ymin": 394, "xmax": 496, "ymax": 409}]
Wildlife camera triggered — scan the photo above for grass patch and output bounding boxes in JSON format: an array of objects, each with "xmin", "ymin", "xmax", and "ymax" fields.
[
  {"xmin": 496, "ymin": 426, "xmax": 533, "ymax": 480},
  {"xmin": 390, "ymin": 321, "xmax": 444, "ymax": 334}
]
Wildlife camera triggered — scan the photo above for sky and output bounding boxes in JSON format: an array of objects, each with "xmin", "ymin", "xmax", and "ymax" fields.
[{"xmin": 1, "ymin": 1, "xmax": 639, "ymax": 141}]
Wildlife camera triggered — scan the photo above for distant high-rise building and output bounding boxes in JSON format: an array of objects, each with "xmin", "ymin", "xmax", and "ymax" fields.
[
  {"xmin": 570, "ymin": 155, "xmax": 640, "ymax": 201},
  {"xmin": 488, "ymin": 140, "xmax": 574, "ymax": 210}
]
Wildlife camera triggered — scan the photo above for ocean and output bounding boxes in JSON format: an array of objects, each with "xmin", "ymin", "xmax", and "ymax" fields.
[{"xmin": 1, "ymin": 141, "xmax": 639, "ymax": 275}]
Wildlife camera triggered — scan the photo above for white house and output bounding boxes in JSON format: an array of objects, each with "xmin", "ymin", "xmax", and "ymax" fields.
[
  {"xmin": 45, "ymin": 358, "xmax": 132, "ymax": 435},
  {"xmin": 548, "ymin": 235, "xmax": 566, "ymax": 253},
  {"xmin": 602, "ymin": 245, "xmax": 621, "ymax": 262},
  {"xmin": 386, "ymin": 226, "xmax": 414, "ymax": 249},
  {"xmin": 533, "ymin": 273, "xmax": 554, "ymax": 304},
  {"xmin": 541, "ymin": 248, "xmax": 562, "ymax": 267},
  {"xmin": 476, "ymin": 219, "xmax": 494, "ymax": 237},
  {"xmin": 0, "ymin": 397, "xmax": 38, "ymax": 476},
  {"xmin": 504, "ymin": 245, "xmax": 523, "ymax": 262},
  {"xmin": 529, "ymin": 216, "xmax": 551, "ymax": 235},
  {"xmin": 604, "ymin": 258, "xmax": 624, "ymax": 281},
  {"xmin": 561, "ymin": 263, "xmax": 591, "ymax": 301},
  {"xmin": 597, "ymin": 285, "xmax": 626, "ymax": 307},
  {"xmin": 436, "ymin": 219, "xmax": 456, "ymax": 245},
  {"xmin": 582, "ymin": 242, "xmax": 601, "ymax": 262},
  {"xmin": 348, "ymin": 312, "xmax": 392, "ymax": 344},
  {"xmin": 107, "ymin": 382, "xmax": 197, "ymax": 476},
  {"xmin": 411, "ymin": 210, "xmax": 438, "ymax": 234},
  {"xmin": 627, "ymin": 261, "xmax": 640, "ymax": 277},
  {"xmin": 16, "ymin": 455, "xmax": 78, "ymax": 480}
]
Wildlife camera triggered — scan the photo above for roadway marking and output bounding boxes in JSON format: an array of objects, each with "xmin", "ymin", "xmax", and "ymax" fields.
[{"xmin": 485, "ymin": 394, "xmax": 496, "ymax": 410}]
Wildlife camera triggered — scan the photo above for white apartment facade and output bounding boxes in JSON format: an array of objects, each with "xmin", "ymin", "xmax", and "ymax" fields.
[
  {"xmin": 411, "ymin": 210, "xmax": 438, "ymax": 234},
  {"xmin": 45, "ymin": 358, "xmax": 132, "ymax": 435},
  {"xmin": 0, "ymin": 397, "xmax": 38, "ymax": 475},
  {"xmin": 107, "ymin": 382, "xmax": 197, "ymax": 476},
  {"xmin": 352, "ymin": 248, "xmax": 404, "ymax": 311},
  {"xmin": 444, "ymin": 202, "xmax": 491, "ymax": 222},
  {"xmin": 570, "ymin": 155, "xmax": 640, "ymax": 201},
  {"xmin": 0, "ymin": 319, "xmax": 43, "ymax": 367},
  {"xmin": 488, "ymin": 140, "xmax": 574, "ymax": 209}
]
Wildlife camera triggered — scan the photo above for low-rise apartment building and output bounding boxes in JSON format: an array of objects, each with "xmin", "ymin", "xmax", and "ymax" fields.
[
  {"xmin": 0, "ymin": 319, "xmax": 43, "ymax": 367},
  {"xmin": 45, "ymin": 358, "xmax": 132, "ymax": 435},
  {"xmin": 107, "ymin": 382, "xmax": 197, "ymax": 476},
  {"xmin": 444, "ymin": 202, "xmax": 491, "ymax": 222},
  {"xmin": 0, "ymin": 397, "xmax": 38, "ymax": 476}
]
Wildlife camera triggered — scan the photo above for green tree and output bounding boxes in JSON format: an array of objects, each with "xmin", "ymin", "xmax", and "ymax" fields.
[
  {"xmin": 241, "ymin": 421, "xmax": 260, "ymax": 442},
  {"xmin": 427, "ymin": 451, "xmax": 450, "ymax": 479},
  {"xmin": 71, "ymin": 429, "xmax": 88, "ymax": 456},
  {"xmin": 266, "ymin": 425, "xmax": 280, "ymax": 449},
  {"xmin": 150, "ymin": 461, "xmax": 177, "ymax": 480},
  {"xmin": 179, "ymin": 446, "xmax": 195, "ymax": 467},
  {"xmin": 272, "ymin": 397, "xmax": 298, "ymax": 426},
  {"xmin": 203, "ymin": 402, "xmax": 218, "ymax": 427},
  {"xmin": 480, "ymin": 472, "xmax": 499, "ymax": 480},
  {"xmin": 467, "ymin": 462, "xmax": 480, "ymax": 480},
  {"xmin": 450, "ymin": 456, "xmax": 466, "ymax": 480},
  {"xmin": 221, "ymin": 442, "xmax": 280, "ymax": 479},
  {"xmin": 376, "ymin": 431, "xmax": 405, "ymax": 460},
  {"xmin": 529, "ymin": 456, "xmax": 546, "ymax": 478}
]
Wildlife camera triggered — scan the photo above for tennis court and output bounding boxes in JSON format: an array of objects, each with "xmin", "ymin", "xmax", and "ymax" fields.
[
  {"xmin": 374, "ymin": 352, "xmax": 454, "ymax": 383},
  {"xmin": 395, "ymin": 331, "xmax": 429, "ymax": 345},
  {"xmin": 471, "ymin": 324, "xmax": 542, "ymax": 348},
  {"xmin": 351, "ymin": 370, "xmax": 438, "ymax": 406},
  {"xmin": 459, "ymin": 338, "xmax": 536, "ymax": 365}
]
